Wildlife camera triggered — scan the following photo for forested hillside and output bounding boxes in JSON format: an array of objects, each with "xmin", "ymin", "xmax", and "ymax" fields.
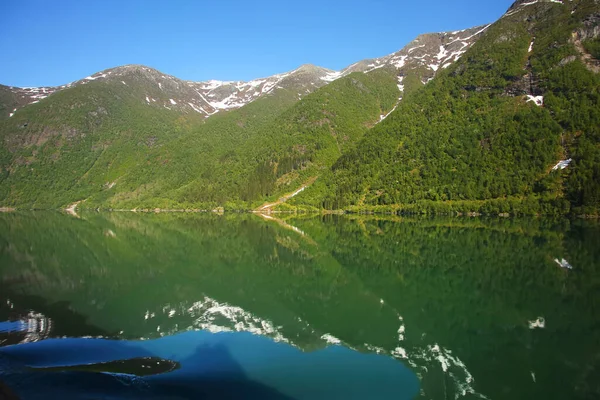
[
  {"xmin": 291, "ymin": 0, "xmax": 600, "ymax": 216},
  {"xmin": 0, "ymin": 77, "xmax": 206, "ymax": 207},
  {"xmin": 85, "ymin": 69, "xmax": 399, "ymax": 210},
  {"xmin": 1, "ymin": 0, "xmax": 598, "ymax": 216},
  {"xmin": 0, "ymin": 67, "xmax": 398, "ymax": 209}
]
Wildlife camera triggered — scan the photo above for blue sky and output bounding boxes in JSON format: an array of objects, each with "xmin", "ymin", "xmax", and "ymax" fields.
[{"xmin": 1, "ymin": 0, "xmax": 514, "ymax": 87}]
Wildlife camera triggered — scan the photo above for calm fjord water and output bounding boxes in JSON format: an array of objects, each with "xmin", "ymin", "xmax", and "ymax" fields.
[{"xmin": 0, "ymin": 212, "xmax": 598, "ymax": 399}]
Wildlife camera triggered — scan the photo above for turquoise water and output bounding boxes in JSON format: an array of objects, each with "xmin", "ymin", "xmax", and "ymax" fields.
[
  {"xmin": 1, "ymin": 332, "xmax": 418, "ymax": 399},
  {"xmin": 0, "ymin": 212, "xmax": 599, "ymax": 399}
]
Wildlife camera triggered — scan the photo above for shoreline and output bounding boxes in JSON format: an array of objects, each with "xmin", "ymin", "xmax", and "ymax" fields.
[{"xmin": 3, "ymin": 206, "xmax": 598, "ymax": 219}]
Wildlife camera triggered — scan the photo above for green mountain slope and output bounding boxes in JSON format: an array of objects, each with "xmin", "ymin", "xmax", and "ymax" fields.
[
  {"xmin": 291, "ymin": 0, "xmax": 600, "ymax": 216},
  {"xmin": 0, "ymin": 20, "xmax": 490, "ymax": 211},
  {"xmin": 0, "ymin": 66, "xmax": 398, "ymax": 209},
  {"xmin": 0, "ymin": 76, "xmax": 207, "ymax": 208},
  {"xmin": 85, "ymin": 69, "xmax": 399, "ymax": 210},
  {"xmin": 1, "ymin": 0, "xmax": 598, "ymax": 215}
]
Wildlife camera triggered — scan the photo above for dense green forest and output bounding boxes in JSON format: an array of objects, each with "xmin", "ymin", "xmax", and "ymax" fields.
[
  {"xmin": 0, "ymin": 0, "xmax": 598, "ymax": 216},
  {"xmin": 290, "ymin": 0, "xmax": 600, "ymax": 216},
  {"xmin": 0, "ymin": 69, "xmax": 398, "ymax": 210},
  {"xmin": 94, "ymin": 69, "xmax": 398, "ymax": 210},
  {"xmin": 0, "ymin": 80, "xmax": 206, "ymax": 207}
]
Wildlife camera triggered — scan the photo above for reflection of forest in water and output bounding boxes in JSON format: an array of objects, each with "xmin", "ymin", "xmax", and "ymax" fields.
[{"xmin": 1, "ymin": 212, "xmax": 599, "ymax": 400}]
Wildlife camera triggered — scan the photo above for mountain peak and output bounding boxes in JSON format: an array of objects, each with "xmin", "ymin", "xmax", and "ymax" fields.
[
  {"xmin": 294, "ymin": 64, "xmax": 328, "ymax": 73},
  {"xmin": 1, "ymin": 23, "xmax": 490, "ymax": 120},
  {"xmin": 505, "ymin": 0, "xmax": 569, "ymax": 15}
]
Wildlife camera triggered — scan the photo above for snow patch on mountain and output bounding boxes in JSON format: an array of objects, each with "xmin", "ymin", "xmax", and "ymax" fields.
[
  {"xmin": 504, "ymin": 0, "xmax": 564, "ymax": 18},
  {"xmin": 552, "ymin": 159, "xmax": 572, "ymax": 170},
  {"xmin": 321, "ymin": 71, "xmax": 343, "ymax": 82},
  {"xmin": 526, "ymin": 95, "xmax": 544, "ymax": 106},
  {"xmin": 5, "ymin": 24, "xmax": 489, "ymax": 119}
]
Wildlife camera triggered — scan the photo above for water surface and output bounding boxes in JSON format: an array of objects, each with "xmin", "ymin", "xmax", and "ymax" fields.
[{"xmin": 0, "ymin": 212, "xmax": 598, "ymax": 399}]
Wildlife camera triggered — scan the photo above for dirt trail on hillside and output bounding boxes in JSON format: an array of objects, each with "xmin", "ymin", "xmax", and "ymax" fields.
[
  {"xmin": 65, "ymin": 201, "xmax": 81, "ymax": 218},
  {"xmin": 255, "ymin": 177, "xmax": 317, "ymax": 212},
  {"xmin": 573, "ymin": 32, "xmax": 600, "ymax": 73}
]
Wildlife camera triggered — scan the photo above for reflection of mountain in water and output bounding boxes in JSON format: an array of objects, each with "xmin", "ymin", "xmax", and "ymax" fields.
[
  {"xmin": 1, "ymin": 330, "xmax": 418, "ymax": 399},
  {"xmin": 0, "ymin": 212, "xmax": 599, "ymax": 399}
]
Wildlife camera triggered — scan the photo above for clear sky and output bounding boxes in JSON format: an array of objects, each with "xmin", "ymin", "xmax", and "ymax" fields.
[{"xmin": 0, "ymin": 0, "xmax": 515, "ymax": 87}]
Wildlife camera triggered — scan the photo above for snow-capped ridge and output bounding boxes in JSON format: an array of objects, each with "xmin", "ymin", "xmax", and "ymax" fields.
[{"xmin": 3, "ymin": 24, "xmax": 489, "ymax": 119}]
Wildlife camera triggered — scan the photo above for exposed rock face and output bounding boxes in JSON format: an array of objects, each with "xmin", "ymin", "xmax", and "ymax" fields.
[
  {"xmin": 344, "ymin": 25, "xmax": 489, "ymax": 76},
  {"xmin": 507, "ymin": 0, "xmax": 569, "ymax": 13},
  {"xmin": 340, "ymin": 25, "xmax": 490, "ymax": 99},
  {"xmin": 578, "ymin": 12, "xmax": 600, "ymax": 40}
]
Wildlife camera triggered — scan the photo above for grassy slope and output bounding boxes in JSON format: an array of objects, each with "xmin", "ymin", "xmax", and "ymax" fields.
[
  {"xmin": 291, "ymin": 0, "xmax": 600, "ymax": 216},
  {"xmin": 0, "ymin": 80, "xmax": 206, "ymax": 208},
  {"xmin": 85, "ymin": 69, "xmax": 399, "ymax": 210},
  {"xmin": 0, "ymin": 68, "xmax": 398, "ymax": 210}
]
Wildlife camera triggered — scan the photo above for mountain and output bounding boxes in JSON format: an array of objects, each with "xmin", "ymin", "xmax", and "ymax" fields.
[
  {"xmin": 342, "ymin": 25, "xmax": 491, "ymax": 93},
  {"xmin": 1, "ymin": 25, "xmax": 488, "ymax": 121},
  {"xmin": 0, "ymin": 21, "xmax": 487, "ymax": 210},
  {"xmin": 290, "ymin": 0, "xmax": 600, "ymax": 216},
  {"xmin": 1, "ymin": 0, "xmax": 598, "ymax": 215},
  {"xmin": 0, "ymin": 64, "xmax": 336, "ymax": 120}
]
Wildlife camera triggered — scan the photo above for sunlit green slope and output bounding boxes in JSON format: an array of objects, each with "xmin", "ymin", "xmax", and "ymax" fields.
[{"xmin": 292, "ymin": 0, "xmax": 600, "ymax": 216}]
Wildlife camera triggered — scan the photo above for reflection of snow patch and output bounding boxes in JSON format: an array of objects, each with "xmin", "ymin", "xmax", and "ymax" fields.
[
  {"xmin": 405, "ymin": 343, "xmax": 484, "ymax": 399},
  {"xmin": 144, "ymin": 311, "xmax": 156, "ymax": 320},
  {"xmin": 554, "ymin": 258, "xmax": 573, "ymax": 269},
  {"xmin": 183, "ymin": 296, "xmax": 289, "ymax": 343},
  {"xmin": 321, "ymin": 334, "xmax": 341, "ymax": 345},
  {"xmin": 392, "ymin": 347, "xmax": 408, "ymax": 358},
  {"xmin": 430, "ymin": 344, "xmax": 450, "ymax": 371},
  {"xmin": 365, "ymin": 343, "xmax": 386, "ymax": 354},
  {"xmin": 528, "ymin": 317, "xmax": 545, "ymax": 329}
]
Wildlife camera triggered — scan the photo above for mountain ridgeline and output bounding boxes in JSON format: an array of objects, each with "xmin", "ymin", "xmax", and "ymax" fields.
[{"xmin": 1, "ymin": 0, "xmax": 599, "ymax": 216}]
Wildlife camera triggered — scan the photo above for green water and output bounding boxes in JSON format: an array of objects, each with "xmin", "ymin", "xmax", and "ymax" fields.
[{"xmin": 0, "ymin": 212, "xmax": 599, "ymax": 399}]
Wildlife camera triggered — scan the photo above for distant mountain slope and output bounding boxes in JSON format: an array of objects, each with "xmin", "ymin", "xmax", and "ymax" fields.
[
  {"xmin": 0, "ymin": 64, "xmax": 339, "ymax": 120},
  {"xmin": 342, "ymin": 25, "xmax": 490, "ymax": 96},
  {"xmin": 82, "ymin": 69, "xmax": 400, "ymax": 209},
  {"xmin": 0, "ymin": 20, "xmax": 488, "ymax": 209},
  {"xmin": 1, "ymin": 24, "xmax": 488, "ymax": 121},
  {"xmin": 0, "ymin": 74, "xmax": 209, "ymax": 207},
  {"xmin": 291, "ymin": 0, "xmax": 600, "ymax": 215}
]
